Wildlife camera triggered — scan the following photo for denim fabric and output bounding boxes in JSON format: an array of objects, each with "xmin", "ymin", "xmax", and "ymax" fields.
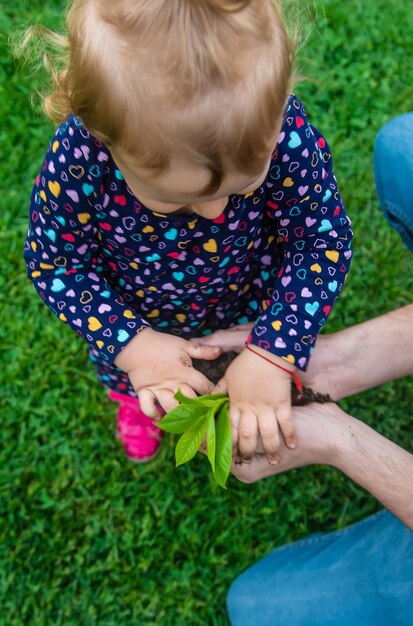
[
  {"xmin": 227, "ymin": 510, "xmax": 413, "ymax": 625},
  {"xmin": 374, "ymin": 112, "xmax": 413, "ymax": 251}
]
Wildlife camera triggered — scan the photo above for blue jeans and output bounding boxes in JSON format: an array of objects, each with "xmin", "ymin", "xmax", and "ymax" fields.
[
  {"xmin": 227, "ymin": 115, "xmax": 413, "ymax": 625},
  {"xmin": 227, "ymin": 511, "xmax": 413, "ymax": 626},
  {"xmin": 374, "ymin": 112, "xmax": 413, "ymax": 251}
]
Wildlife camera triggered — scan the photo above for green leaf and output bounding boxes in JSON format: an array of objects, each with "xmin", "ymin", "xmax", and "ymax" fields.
[
  {"xmin": 174, "ymin": 390, "xmax": 227, "ymax": 407},
  {"xmin": 206, "ymin": 409, "xmax": 216, "ymax": 472},
  {"xmin": 192, "ymin": 393, "xmax": 228, "ymax": 407},
  {"xmin": 157, "ymin": 403, "xmax": 206, "ymax": 434},
  {"xmin": 159, "ymin": 392, "xmax": 232, "ymax": 488},
  {"xmin": 174, "ymin": 390, "xmax": 202, "ymax": 406},
  {"xmin": 213, "ymin": 405, "xmax": 233, "ymax": 489},
  {"xmin": 175, "ymin": 415, "xmax": 209, "ymax": 467}
]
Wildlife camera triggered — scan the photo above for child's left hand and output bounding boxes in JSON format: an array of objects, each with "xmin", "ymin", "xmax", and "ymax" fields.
[{"xmin": 214, "ymin": 346, "xmax": 298, "ymax": 464}]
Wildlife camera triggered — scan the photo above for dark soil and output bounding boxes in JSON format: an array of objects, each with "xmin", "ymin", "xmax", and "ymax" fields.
[{"xmin": 193, "ymin": 351, "xmax": 333, "ymax": 406}]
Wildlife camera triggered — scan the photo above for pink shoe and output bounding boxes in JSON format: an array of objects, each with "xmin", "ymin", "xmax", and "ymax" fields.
[{"xmin": 108, "ymin": 390, "xmax": 164, "ymax": 463}]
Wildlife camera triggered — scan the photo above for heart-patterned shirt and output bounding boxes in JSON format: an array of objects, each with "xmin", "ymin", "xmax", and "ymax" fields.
[{"xmin": 24, "ymin": 94, "xmax": 353, "ymax": 387}]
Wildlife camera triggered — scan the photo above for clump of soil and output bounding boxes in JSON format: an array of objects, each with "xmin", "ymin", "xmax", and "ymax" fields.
[{"xmin": 192, "ymin": 351, "xmax": 333, "ymax": 406}]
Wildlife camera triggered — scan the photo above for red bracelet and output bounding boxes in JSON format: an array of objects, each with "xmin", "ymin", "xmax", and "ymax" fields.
[{"xmin": 245, "ymin": 344, "xmax": 303, "ymax": 393}]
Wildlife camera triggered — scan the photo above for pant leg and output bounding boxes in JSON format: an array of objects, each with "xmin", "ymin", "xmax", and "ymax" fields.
[
  {"xmin": 374, "ymin": 112, "xmax": 413, "ymax": 251},
  {"xmin": 227, "ymin": 510, "xmax": 413, "ymax": 626}
]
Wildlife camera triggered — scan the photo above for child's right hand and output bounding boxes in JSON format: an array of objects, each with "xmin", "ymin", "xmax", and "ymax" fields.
[{"xmin": 114, "ymin": 329, "xmax": 221, "ymax": 418}]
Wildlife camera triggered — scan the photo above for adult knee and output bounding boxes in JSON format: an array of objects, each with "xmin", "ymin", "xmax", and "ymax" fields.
[{"xmin": 373, "ymin": 112, "xmax": 413, "ymax": 251}]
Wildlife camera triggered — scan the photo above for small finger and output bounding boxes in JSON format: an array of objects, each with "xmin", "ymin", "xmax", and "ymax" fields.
[
  {"xmin": 186, "ymin": 342, "xmax": 222, "ymax": 361},
  {"xmin": 155, "ymin": 389, "xmax": 181, "ymax": 414},
  {"xmin": 237, "ymin": 409, "xmax": 258, "ymax": 462},
  {"xmin": 138, "ymin": 388, "xmax": 163, "ymax": 419},
  {"xmin": 189, "ymin": 370, "xmax": 216, "ymax": 396},
  {"xmin": 258, "ymin": 410, "xmax": 281, "ymax": 465},
  {"xmin": 276, "ymin": 404, "xmax": 297, "ymax": 449},
  {"xmin": 213, "ymin": 377, "xmax": 228, "ymax": 395},
  {"xmin": 177, "ymin": 384, "xmax": 198, "ymax": 400}
]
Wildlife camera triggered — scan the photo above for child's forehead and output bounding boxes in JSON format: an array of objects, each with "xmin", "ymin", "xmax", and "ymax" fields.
[
  {"xmin": 117, "ymin": 153, "xmax": 267, "ymax": 203},
  {"xmin": 147, "ymin": 161, "xmax": 215, "ymax": 198},
  {"xmin": 146, "ymin": 166, "xmax": 261, "ymax": 200}
]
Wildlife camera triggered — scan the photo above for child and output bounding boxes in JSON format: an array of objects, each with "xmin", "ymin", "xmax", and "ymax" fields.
[{"xmin": 23, "ymin": 0, "xmax": 353, "ymax": 464}]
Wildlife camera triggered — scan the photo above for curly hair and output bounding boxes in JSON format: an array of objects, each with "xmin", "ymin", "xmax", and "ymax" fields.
[{"xmin": 19, "ymin": 0, "xmax": 295, "ymax": 194}]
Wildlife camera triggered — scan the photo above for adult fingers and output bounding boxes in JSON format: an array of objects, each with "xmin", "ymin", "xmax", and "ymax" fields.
[
  {"xmin": 229, "ymin": 322, "xmax": 254, "ymax": 331},
  {"xmin": 192, "ymin": 333, "xmax": 221, "ymax": 346},
  {"xmin": 231, "ymin": 455, "xmax": 273, "ymax": 483},
  {"xmin": 193, "ymin": 327, "xmax": 251, "ymax": 353}
]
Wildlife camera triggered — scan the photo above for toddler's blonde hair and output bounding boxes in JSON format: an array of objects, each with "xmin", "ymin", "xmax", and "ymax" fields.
[{"xmin": 25, "ymin": 0, "xmax": 294, "ymax": 194}]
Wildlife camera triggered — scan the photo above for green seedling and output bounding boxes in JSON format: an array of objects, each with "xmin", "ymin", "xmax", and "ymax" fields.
[{"xmin": 157, "ymin": 391, "xmax": 232, "ymax": 489}]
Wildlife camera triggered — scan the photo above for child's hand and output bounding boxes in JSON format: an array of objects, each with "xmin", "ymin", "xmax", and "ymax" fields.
[
  {"xmin": 214, "ymin": 346, "xmax": 297, "ymax": 464},
  {"xmin": 115, "ymin": 329, "xmax": 221, "ymax": 418},
  {"xmin": 193, "ymin": 323, "xmax": 254, "ymax": 353}
]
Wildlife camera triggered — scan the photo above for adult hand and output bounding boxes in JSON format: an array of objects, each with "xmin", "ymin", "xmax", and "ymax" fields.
[
  {"xmin": 231, "ymin": 403, "xmax": 336, "ymax": 483},
  {"xmin": 299, "ymin": 304, "xmax": 413, "ymax": 401},
  {"xmin": 193, "ymin": 323, "xmax": 254, "ymax": 353},
  {"xmin": 230, "ymin": 402, "xmax": 413, "ymax": 530}
]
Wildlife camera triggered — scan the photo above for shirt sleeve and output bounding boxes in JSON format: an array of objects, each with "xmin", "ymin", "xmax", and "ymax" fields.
[
  {"xmin": 249, "ymin": 95, "xmax": 353, "ymax": 370},
  {"xmin": 23, "ymin": 118, "xmax": 150, "ymax": 364}
]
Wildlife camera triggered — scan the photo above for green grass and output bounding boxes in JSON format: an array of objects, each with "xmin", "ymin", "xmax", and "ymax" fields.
[{"xmin": 1, "ymin": 1, "xmax": 413, "ymax": 624}]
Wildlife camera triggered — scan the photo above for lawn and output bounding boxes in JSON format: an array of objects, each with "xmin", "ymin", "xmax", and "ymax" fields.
[{"xmin": 1, "ymin": 1, "xmax": 412, "ymax": 624}]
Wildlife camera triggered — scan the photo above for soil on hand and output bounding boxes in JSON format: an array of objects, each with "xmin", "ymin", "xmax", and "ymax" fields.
[{"xmin": 192, "ymin": 351, "xmax": 333, "ymax": 406}]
